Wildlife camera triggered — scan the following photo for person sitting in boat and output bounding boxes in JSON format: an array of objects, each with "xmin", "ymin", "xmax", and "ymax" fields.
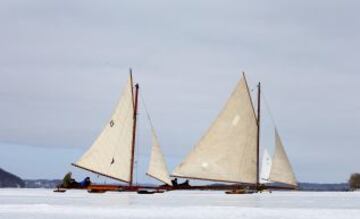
[
  {"xmin": 171, "ymin": 178, "xmax": 178, "ymax": 186},
  {"xmin": 171, "ymin": 178, "xmax": 191, "ymax": 187},
  {"xmin": 61, "ymin": 172, "xmax": 80, "ymax": 188},
  {"xmin": 61, "ymin": 172, "xmax": 72, "ymax": 188},
  {"xmin": 79, "ymin": 177, "xmax": 91, "ymax": 188}
]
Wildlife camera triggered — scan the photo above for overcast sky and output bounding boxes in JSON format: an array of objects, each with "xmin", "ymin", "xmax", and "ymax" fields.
[{"xmin": 0, "ymin": 0, "xmax": 359, "ymax": 183}]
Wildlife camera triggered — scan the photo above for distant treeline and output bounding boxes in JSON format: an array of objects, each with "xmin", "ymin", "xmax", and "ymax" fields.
[
  {"xmin": 0, "ymin": 168, "xmax": 25, "ymax": 188},
  {"xmin": 24, "ymin": 179, "xmax": 62, "ymax": 188},
  {"xmin": 297, "ymin": 182, "xmax": 349, "ymax": 191},
  {"xmin": 0, "ymin": 168, "xmax": 61, "ymax": 188}
]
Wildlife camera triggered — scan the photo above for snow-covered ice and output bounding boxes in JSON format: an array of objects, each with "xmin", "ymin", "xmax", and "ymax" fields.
[{"xmin": 0, "ymin": 189, "xmax": 359, "ymax": 219}]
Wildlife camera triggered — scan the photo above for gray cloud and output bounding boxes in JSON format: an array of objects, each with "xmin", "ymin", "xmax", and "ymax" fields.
[{"xmin": 0, "ymin": 0, "xmax": 359, "ymax": 182}]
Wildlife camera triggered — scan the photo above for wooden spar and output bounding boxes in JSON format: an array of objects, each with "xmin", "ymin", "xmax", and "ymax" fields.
[
  {"xmin": 145, "ymin": 173, "xmax": 172, "ymax": 186},
  {"xmin": 83, "ymin": 182, "xmax": 296, "ymax": 193},
  {"xmin": 129, "ymin": 69, "xmax": 140, "ymax": 187},
  {"xmin": 170, "ymin": 174, "xmax": 255, "ymax": 186},
  {"xmin": 256, "ymin": 82, "xmax": 261, "ymax": 190},
  {"xmin": 71, "ymin": 163, "xmax": 129, "ymax": 184},
  {"xmin": 264, "ymin": 184, "xmax": 297, "ymax": 191}
]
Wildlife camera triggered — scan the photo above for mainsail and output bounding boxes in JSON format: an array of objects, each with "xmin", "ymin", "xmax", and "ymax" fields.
[
  {"xmin": 171, "ymin": 75, "xmax": 258, "ymax": 184},
  {"xmin": 146, "ymin": 129, "xmax": 172, "ymax": 185},
  {"xmin": 260, "ymin": 149, "xmax": 272, "ymax": 183},
  {"xmin": 269, "ymin": 129, "xmax": 297, "ymax": 187},
  {"xmin": 73, "ymin": 75, "xmax": 135, "ymax": 183}
]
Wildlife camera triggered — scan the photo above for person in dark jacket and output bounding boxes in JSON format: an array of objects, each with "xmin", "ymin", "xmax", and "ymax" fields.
[
  {"xmin": 80, "ymin": 177, "xmax": 91, "ymax": 188},
  {"xmin": 61, "ymin": 172, "xmax": 80, "ymax": 188},
  {"xmin": 62, "ymin": 172, "xmax": 73, "ymax": 188},
  {"xmin": 171, "ymin": 178, "xmax": 178, "ymax": 186}
]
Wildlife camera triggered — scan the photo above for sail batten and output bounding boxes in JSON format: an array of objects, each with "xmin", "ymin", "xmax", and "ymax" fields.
[
  {"xmin": 269, "ymin": 129, "xmax": 297, "ymax": 187},
  {"xmin": 74, "ymin": 75, "xmax": 135, "ymax": 182},
  {"xmin": 172, "ymin": 76, "xmax": 258, "ymax": 184}
]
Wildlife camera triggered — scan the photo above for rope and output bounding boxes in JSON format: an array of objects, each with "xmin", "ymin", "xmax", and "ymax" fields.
[
  {"xmin": 243, "ymin": 72, "xmax": 278, "ymax": 130},
  {"xmin": 261, "ymin": 88, "xmax": 278, "ymax": 130},
  {"xmin": 138, "ymin": 92, "xmax": 160, "ymax": 184},
  {"xmin": 139, "ymin": 92, "xmax": 158, "ymax": 138}
]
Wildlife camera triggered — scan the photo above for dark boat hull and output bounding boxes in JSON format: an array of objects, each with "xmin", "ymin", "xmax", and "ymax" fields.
[{"xmin": 54, "ymin": 183, "xmax": 296, "ymax": 193}]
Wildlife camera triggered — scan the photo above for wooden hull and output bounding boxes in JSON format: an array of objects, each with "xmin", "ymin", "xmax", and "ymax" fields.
[
  {"xmin": 137, "ymin": 190, "xmax": 166, "ymax": 194},
  {"xmin": 86, "ymin": 184, "xmax": 169, "ymax": 193},
  {"xmin": 54, "ymin": 183, "xmax": 296, "ymax": 193},
  {"xmin": 84, "ymin": 184, "xmax": 247, "ymax": 192},
  {"xmin": 53, "ymin": 188, "xmax": 67, "ymax": 193},
  {"xmin": 225, "ymin": 189, "xmax": 255, "ymax": 194}
]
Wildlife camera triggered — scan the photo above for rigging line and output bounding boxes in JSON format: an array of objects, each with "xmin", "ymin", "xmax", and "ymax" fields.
[
  {"xmin": 261, "ymin": 88, "xmax": 278, "ymax": 130},
  {"xmin": 139, "ymin": 91, "xmax": 159, "ymax": 182},
  {"xmin": 242, "ymin": 71, "xmax": 257, "ymax": 92},
  {"xmin": 242, "ymin": 72, "xmax": 259, "ymax": 111},
  {"xmin": 139, "ymin": 91, "xmax": 158, "ymax": 137},
  {"xmin": 139, "ymin": 91, "xmax": 166, "ymax": 163}
]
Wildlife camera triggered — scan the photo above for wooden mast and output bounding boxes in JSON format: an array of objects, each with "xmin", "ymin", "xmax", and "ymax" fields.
[
  {"xmin": 256, "ymin": 82, "xmax": 261, "ymax": 190},
  {"xmin": 129, "ymin": 69, "xmax": 140, "ymax": 187}
]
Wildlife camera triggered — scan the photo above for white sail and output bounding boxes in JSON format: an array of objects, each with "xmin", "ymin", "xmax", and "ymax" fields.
[
  {"xmin": 146, "ymin": 129, "xmax": 172, "ymax": 185},
  {"xmin": 73, "ymin": 75, "xmax": 135, "ymax": 182},
  {"xmin": 260, "ymin": 149, "xmax": 272, "ymax": 183},
  {"xmin": 269, "ymin": 129, "xmax": 297, "ymax": 187},
  {"xmin": 172, "ymin": 75, "xmax": 258, "ymax": 184}
]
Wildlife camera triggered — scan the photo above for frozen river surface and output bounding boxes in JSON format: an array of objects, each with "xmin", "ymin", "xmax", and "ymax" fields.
[{"xmin": 0, "ymin": 189, "xmax": 359, "ymax": 219}]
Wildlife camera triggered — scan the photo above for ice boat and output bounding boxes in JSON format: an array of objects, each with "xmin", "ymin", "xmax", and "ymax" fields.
[
  {"xmin": 171, "ymin": 73, "xmax": 297, "ymax": 193},
  {"xmin": 70, "ymin": 70, "xmax": 172, "ymax": 193}
]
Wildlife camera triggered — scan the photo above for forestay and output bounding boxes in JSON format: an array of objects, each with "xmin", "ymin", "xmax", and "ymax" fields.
[
  {"xmin": 146, "ymin": 129, "xmax": 172, "ymax": 185},
  {"xmin": 269, "ymin": 129, "xmax": 297, "ymax": 187},
  {"xmin": 73, "ymin": 75, "xmax": 135, "ymax": 183},
  {"xmin": 172, "ymin": 76, "xmax": 258, "ymax": 184}
]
